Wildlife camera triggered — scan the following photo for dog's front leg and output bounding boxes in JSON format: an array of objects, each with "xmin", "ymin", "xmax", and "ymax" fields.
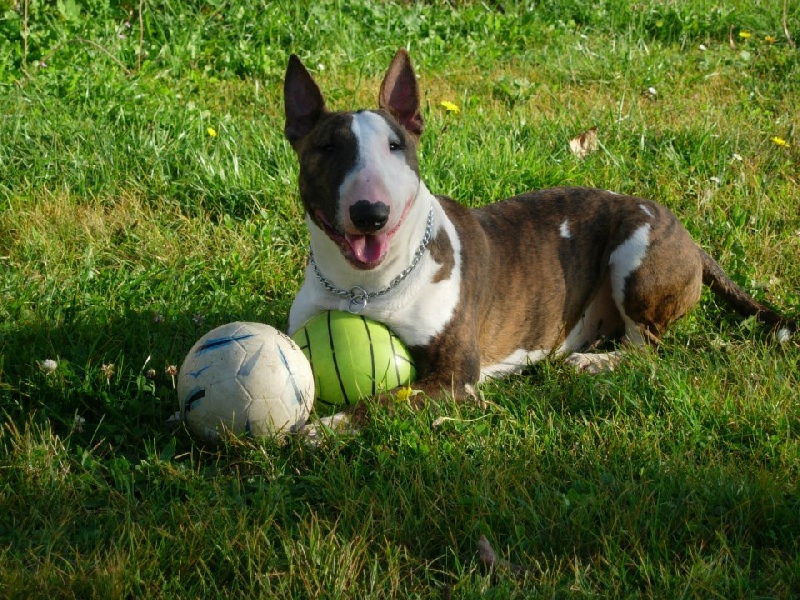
[
  {"xmin": 404, "ymin": 338, "xmax": 482, "ymax": 404},
  {"xmin": 338, "ymin": 356, "xmax": 481, "ymax": 424}
]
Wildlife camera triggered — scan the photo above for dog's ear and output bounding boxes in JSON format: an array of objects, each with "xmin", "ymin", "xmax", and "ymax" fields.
[
  {"xmin": 379, "ymin": 49, "xmax": 424, "ymax": 138},
  {"xmin": 284, "ymin": 54, "xmax": 326, "ymax": 147}
]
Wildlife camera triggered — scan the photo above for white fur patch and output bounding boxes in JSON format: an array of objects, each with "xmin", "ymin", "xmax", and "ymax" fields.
[
  {"xmin": 480, "ymin": 349, "xmax": 550, "ymax": 381},
  {"xmin": 639, "ymin": 204, "xmax": 654, "ymax": 218},
  {"xmin": 775, "ymin": 327, "xmax": 793, "ymax": 344},
  {"xmin": 559, "ymin": 219, "xmax": 571, "ymax": 239},
  {"xmin": 609, "ymin": 224, "xmax": 651, "ymax": 299},
  {"xmin": 609, "ymin": 223, "xmax": 651, "ymax": 343}
]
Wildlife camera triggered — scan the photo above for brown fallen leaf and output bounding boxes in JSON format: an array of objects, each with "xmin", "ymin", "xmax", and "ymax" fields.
[
  {"xmin": 477, "ymin": 535, "xmax": 536, "ymax": 578},
  {"xmin": 569, "ymin": 125, "xmax": 598, "ymax": 159},
  {"xmin": 477, "ymin": 535, "xmax": 501, "ymax": 567}
]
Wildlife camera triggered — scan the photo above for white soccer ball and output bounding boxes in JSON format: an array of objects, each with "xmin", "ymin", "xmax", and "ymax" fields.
[{"xmin": 177, "ymin": 322, "xmax": 314, "ymax": 442}]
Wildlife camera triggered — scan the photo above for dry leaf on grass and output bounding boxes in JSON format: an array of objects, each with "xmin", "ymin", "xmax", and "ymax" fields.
[
  {"xmin": 569, "ymin": 125, "xmax": 598, "ymax": 159},
  {"xmin": 477, "ymin": 535, "xmax": 536, "ymax": 578}
]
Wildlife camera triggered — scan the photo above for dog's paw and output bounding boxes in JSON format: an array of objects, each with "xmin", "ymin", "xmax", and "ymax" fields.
[
  {"xmin": 298, "ymin": 412, "xmax": 357, "ymax": 447},
  {"xmin": 564, "ymin": 351, "xmax": 623, "ymax": 374},
  {"xmin": 463, "ymin": 383, "xmax": 490, "ymax": 409}
]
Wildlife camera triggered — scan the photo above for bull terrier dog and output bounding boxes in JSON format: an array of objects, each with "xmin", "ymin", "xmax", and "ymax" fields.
[{"xmin": 283, "ymin": 49, "xmax": 795, "ymax": 429}]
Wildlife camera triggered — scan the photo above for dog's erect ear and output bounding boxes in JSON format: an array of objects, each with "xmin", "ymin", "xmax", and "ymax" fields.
[
  {"xmin": 284, "ymin": 54, "xmax": 326, "ymax": 146},
  {"xmin": 379, "ymin": 49, "xmax": 424, "ymax": 138}
]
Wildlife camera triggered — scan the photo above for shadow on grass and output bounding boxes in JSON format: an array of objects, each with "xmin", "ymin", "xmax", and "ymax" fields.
[
  {"xmin": 0, "ymin": 295, "xmax": 294, "ymax": 451},
  {"xmin": 2, "ymin": 306, "xmax": 799, "ymax": 596}
]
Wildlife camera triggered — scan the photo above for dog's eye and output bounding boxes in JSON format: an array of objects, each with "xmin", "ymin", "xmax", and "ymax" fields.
[
  {"xmin": 318, "ymin": 142, "xmax": 335, "ymax": 153},
  {"xmin": 389, "ymin": 140, "xmax": 404, "ymax": 152}
]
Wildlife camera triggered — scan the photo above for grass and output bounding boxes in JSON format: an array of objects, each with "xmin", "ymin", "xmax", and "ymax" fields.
[{"xmin": 1, "ymin": 0, "xmax": 799, "ymax": 597}]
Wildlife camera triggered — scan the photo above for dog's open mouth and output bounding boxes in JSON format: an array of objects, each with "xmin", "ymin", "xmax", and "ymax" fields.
[
  {"xmin": 343, "ymin": 232, "xmax": 390, "ymax": 266},
  {"xmin": 314, "ymin": 205, "xmax": 410, "ymax": 270}
]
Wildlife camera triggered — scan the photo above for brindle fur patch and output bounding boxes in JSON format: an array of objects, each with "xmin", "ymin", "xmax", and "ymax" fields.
[{"xmin": 429, "ymin": 220, "xmax": 455, "ymax": 284}]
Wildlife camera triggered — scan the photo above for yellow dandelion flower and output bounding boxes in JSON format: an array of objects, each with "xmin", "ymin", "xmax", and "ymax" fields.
[
  {"xmin": 440, "ymin": 100, "xmax": 460, "ymax": 114},
  {"xmin": 771, "ymin": 136, "xmax": 790, "ymax": 148},
  {"xmin": 395, "ymin": 385, "xmax": 414, "ymax": 402},
  {"xmin": 207, "ymin": 127, "xmax": 218, "ymax": 137},
  {"xmin": 764, "ymin": 35, "xmax": 776, "ymax": 44},
  {"xmin": 739, "ymin": 31, "xmax": 751, "ymax": 39}
]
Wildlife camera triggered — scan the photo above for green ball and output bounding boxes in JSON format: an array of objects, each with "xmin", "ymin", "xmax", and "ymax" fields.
[{"xmin": 291, "ymin": 311, "xmax": 416, "ymax": 413}]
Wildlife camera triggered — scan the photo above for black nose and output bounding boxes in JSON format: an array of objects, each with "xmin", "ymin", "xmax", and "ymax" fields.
[{"xmin": 349, "ymin": 200, "xmax": 390, "ymax": 233}]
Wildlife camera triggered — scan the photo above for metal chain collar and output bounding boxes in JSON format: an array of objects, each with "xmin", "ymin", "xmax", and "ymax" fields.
[{"xmin": 309, "ymin": 207, "xmax": 434, "ymax": 313}]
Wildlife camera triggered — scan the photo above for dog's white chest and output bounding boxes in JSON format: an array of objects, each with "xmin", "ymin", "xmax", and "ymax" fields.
[{"xmin": 382, "ymin": 226, "xmax": 461, "ymax": 346}]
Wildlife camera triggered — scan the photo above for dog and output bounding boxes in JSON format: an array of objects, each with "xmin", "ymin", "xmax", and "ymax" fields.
[{"xmin": 283, "ymin": 49, "xmax": 795, "ymax": 429}]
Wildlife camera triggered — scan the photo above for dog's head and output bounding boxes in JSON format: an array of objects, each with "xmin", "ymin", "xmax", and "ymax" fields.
[{"xmin": 284, "ymin": 50, "xmax": 424, "ymax": 270}]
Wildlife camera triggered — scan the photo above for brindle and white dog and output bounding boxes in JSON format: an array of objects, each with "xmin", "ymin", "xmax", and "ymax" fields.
[{"xmin": 283, "ymin": 49, "xmax": 795, "ymax": 430}]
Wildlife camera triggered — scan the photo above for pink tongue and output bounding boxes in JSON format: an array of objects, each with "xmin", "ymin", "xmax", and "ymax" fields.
[{"xmin": 345, "ymin": 233, "xmax": 389, "ymax": 264}]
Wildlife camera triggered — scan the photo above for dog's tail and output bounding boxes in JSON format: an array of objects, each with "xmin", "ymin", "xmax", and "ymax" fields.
[{"xmin": 700, "ymin": 249, "xmax": 796, "ymax": 342}]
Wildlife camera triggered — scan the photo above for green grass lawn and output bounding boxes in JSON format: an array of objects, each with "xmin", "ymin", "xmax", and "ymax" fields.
[{"xmin": 1, "ymin": 1, "xmax": 799, "ymax": 597}]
